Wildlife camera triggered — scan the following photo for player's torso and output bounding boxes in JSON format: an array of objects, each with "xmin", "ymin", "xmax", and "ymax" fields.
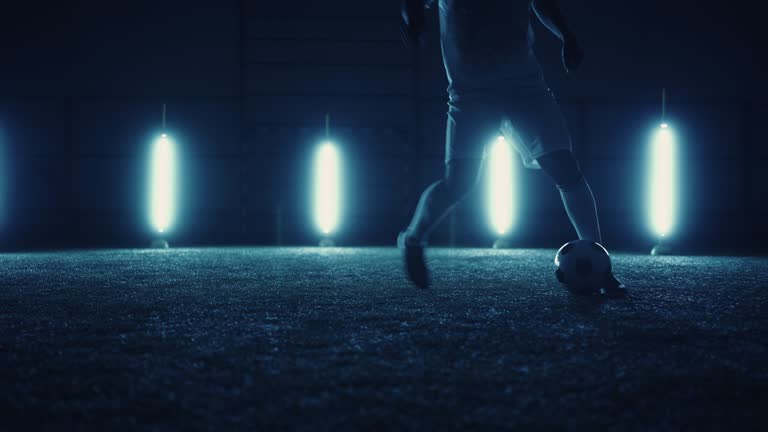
[{"xmin": 438, "ymin": 0, "xmax": 543, "ymax": 92}]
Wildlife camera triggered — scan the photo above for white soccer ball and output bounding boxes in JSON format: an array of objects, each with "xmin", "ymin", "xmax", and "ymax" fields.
[{"xmin": 554, "ymin": 240, "xmax": 612, "ymax": 295}]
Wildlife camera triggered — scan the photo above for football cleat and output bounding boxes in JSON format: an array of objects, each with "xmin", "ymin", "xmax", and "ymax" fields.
[
  {"xmin": 397, "ymin": 231, "xmax": 430, "ymax": 289},
  {"xmin": 601, "ymin": 271, "xmax": 628, "ymax": 299}
]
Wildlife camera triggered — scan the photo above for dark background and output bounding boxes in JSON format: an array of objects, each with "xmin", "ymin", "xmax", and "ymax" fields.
[{"xmin": 0, "ymin": 0, "xmax": 762, "ymax": 252}]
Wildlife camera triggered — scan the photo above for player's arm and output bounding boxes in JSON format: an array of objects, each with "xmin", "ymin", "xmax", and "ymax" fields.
[
  {"xmin": 530, "ymin": 0, "xmax": 584, "ymax": 73},
  {"xmin": 400, "ymin": 0, "xmax": 433, "ymax": 48}
]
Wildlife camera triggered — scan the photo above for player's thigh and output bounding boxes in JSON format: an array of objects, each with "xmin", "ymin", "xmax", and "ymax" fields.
[
  {"xmin": 445, "ymin": 157, "xmax": 485, "ymax": 195},
  {"xmin": 445, "ymin": 102, "xmax": 502, "ymax": 164},
  {"xmin": 503, "ymin": 89, "xmax": 571, "ymax": 166}
]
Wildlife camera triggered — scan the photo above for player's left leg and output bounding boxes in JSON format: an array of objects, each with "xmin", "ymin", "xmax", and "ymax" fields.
[
  {"xmin": 402, "ymin": 157, "xmax": 484, "ymax": 244},
  {"xmin": 399, "ymin": 100, "xmax": 497, "ymax": 288},
  {"xmin": 399, "ymin": 157, "xmax": 484, "ymax": 288}
]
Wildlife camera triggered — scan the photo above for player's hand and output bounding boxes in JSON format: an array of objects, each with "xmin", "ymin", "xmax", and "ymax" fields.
[
  {"xmin": 400, "ymin": 0, "xmax": 426, "ymax": 48},
  {"xmin": 561, "ymin": 34, "xmax": 584, "ymax": 74}
]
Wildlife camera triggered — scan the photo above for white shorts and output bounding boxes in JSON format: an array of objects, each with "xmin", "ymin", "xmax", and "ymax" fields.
[{"xmin": 444, "ymin": 87, "xmax": 572, "ymax": 169}]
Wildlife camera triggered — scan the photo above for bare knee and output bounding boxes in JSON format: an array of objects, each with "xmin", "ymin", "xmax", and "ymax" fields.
[
  {"xmin": 537, "ymin": 150, "xmax": 583, "ymax": 189},
  {"xmin": 444, "ymin": 158, "xmax": 482, "ymax": 201}
]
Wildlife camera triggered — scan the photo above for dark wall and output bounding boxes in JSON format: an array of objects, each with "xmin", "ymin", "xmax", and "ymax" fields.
[{"xmin": 0, "ymin": 0, "xmax": 762, "ymax": 252}]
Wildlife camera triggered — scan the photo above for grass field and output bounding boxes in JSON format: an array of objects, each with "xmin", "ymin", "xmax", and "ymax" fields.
[{"xmin": 2, "ymin": 247, "xmax": 767, "ymax": 430}]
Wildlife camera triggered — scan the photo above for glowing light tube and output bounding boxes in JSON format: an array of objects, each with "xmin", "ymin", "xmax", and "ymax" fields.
[
  {"xmin": 314, "ymin": 141, "xmax": 341, "ymax": 235},
  {"xmin": 487, "ymin": 136, "xmax": 516, "ymax": 236},
  {"xmin": 648, "ymin": 124, "xmax": 677, "ymax": 238},
  {"xmin": 150, "ymin": 133, "xmax": 177, "ymax": 234}
]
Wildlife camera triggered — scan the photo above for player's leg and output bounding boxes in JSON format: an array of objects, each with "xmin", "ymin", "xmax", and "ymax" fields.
[
  {"xmin": 537, "ymin": 149, "xmax": 601, "ymax": 243},
  {"xmin": 399, "ymin": 158, "xmax": 484, "ymax": 288},
  {"xmin": 399, "ymin": 102, "xmax": 495, "ymax": 288},
  {"xmin": 537, "ymin": 149, "xmax": 625, "ymax": 295},
  {"xmin": 502, "ymin": 88, "xmax": 601, "ymax": 242},
  {"xmin": 402, "ymin": 158, "xmax": 484, "ymax": 244},
  {"xmin": 504, "ymin": 89, "xmax": 626, "ymax": 295}
]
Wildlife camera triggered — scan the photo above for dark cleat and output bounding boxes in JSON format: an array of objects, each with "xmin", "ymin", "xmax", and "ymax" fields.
[
  {"xmin": 397, "ymin": 231, "xmax": 431, "ymax": 289},
  {"xmin": 601, "ymin": 271, "xmax": 628, "ymax": 299}
]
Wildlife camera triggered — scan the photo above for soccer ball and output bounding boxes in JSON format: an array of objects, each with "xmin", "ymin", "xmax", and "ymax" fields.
[{"xmin": 554, "ymin": 240, "xmax": 612, "ymax": 295}]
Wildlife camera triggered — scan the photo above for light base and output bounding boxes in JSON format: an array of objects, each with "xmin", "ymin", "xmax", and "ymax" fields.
[
  {"xmin": 151, "ymin": 238, "xmax": 169, "ymax": 249},
  {"xmin": 319, "ymin": 238, "xmax": 336, "ymax": 247},
  {"xmin": 651, "ymin": 242, "xmax": 673, "ymax": 256},
  {"xmin": 493, "ymin": 238, "xmax": 512, "ymax": 249}
]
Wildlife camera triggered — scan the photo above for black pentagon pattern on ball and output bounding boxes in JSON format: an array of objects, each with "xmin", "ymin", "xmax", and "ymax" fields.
[{"xmin": 574, "ymin": 258, "xmax": 592, "ymax": 278}]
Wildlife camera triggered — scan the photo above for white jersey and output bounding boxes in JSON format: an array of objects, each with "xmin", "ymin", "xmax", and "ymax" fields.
[{"xmin": 438, "ymin": 0, "xmax": 546, "ymax": 99}]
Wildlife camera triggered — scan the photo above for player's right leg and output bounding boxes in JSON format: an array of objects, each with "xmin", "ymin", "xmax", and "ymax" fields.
[
  {"xmin": 503, "ymin": 88, "xmax": 627, "ymax": 297},
  {"xmin": 537, "ymin": 149, "xmax": 626, "ymax": 297},
  {"xmin": 537, "ymin": 149, "xmax": 602, "ymax": 243}
]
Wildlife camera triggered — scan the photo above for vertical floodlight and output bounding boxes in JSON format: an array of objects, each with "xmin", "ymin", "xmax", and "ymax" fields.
[
  {"xmin": 314, "ymin": 114, "xmax": 341, "ymax": 246},
  {"xmin": 649, "ymin": 89, "xmax": 677, "ymax": 255},
  {"xmin": 487, "ymin": 135, "xmax": 516, "ymax": 248},
  {"xmin": 149, "ymin": 104, "xmax": 177, "ymax": 248}
]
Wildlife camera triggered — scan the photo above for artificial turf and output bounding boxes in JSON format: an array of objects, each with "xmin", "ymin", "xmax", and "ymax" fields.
[{"xmin": 2, "ymin": 247, "xmax": 767, "ymax": 430}]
